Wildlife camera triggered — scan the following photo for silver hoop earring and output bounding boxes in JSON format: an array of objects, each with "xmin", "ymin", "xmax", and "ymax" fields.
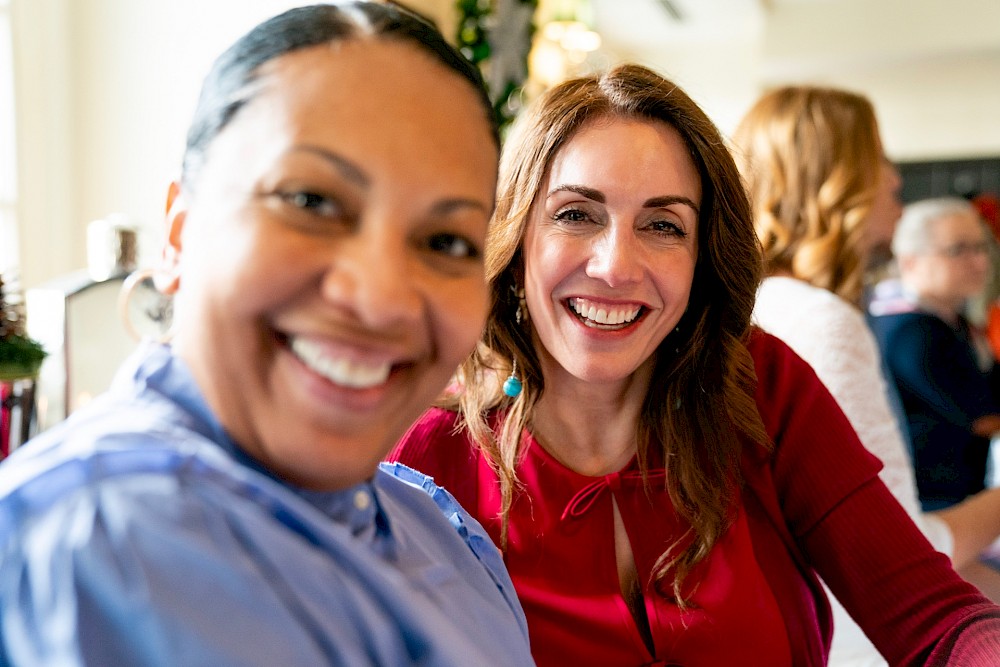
[{"xmin": 118, "ymin": 269, "xmax": 174, "ymax": 343}]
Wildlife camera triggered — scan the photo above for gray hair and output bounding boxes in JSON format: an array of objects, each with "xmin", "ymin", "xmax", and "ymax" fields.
[{"xmin": 891, "ymin": 197, "xmax": 978, "ymax": 257}]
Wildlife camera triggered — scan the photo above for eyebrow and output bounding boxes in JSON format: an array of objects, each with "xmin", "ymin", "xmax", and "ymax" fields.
[
  {"xmin": 642, "ymin": 195, "xmax": 700, "ymax": 215},
  {"xmin": 549, "ymin": 184, "xmax": 605, "ymax": 203},
  {"xmin": 293, "ymin": 145, "xmax": 370, "ymax": 188},
  {"xmin": 293, "ymin": 145, "xmax": 490, "ymax": 216},
  {"xmin": 548, "ymin": 184, "xmax": 699, "ymax": 215},
  {"xmin": 429, "ymin": 199, "xmax": 492, "ymax": 217}
]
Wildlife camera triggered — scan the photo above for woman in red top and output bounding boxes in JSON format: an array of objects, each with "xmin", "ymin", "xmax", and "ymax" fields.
[{"xmin": 391, "ymin": 64, "xmax": 1000, "ymax": 665}]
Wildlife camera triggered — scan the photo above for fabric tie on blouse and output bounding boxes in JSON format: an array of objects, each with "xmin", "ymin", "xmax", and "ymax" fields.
[{"xmin": 561, "ymin": 468, "xmax": 668, "ymax": 521}]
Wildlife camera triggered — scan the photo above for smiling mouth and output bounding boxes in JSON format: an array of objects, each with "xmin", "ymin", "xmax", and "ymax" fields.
[
  {"xmin": 568, "ymin": 297, "xmax": 644, "ymax": 330},
  {"xmin": 289, "ymin": 336, "xmax": 393, "ymax": 389}
]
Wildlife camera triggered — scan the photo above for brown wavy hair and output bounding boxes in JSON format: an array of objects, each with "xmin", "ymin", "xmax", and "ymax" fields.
[
  {"xmin": 443, "ymin": 63, "xmax": 769, "ymax": 604},
  {"xmin": 731, "ymin": 86, "xmax": 882, "ymax": 304}
]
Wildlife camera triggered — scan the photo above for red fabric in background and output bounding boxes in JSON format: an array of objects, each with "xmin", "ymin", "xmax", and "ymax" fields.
[
  {"xmin": 1, "ymin": 381, "xmax": 10, "ymax": 459},
  {"xmin": 987, "ymin": 303, "xmax": 1000, "ymax": 362}
]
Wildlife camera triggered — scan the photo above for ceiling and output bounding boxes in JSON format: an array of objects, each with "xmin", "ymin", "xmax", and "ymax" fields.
[
  {"xmin": 589, "ymin": 0, "xmax": 768, "ymax": 47},
  {"xmin": 587, "ymin": 0, "xmax": 1000, "ymax": 76},
  {"xmin": 557, "ymin": 0, "xmax": 1000, "ymax": 157}
]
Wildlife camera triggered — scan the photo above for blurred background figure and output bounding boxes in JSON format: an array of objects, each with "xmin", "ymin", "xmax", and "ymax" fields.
[
  {"xmin": 736, "ymin": 86, "xmax": 1000, "ymax": 667},
  {"xmin": 870, "ymin": 197, "xmax": 1000, "ymax": 511}
]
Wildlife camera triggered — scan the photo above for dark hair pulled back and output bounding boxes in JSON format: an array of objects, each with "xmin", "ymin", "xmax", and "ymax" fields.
[{"xmin": 181, "ymin": 2, "xmax": 499, "ymax": 187}]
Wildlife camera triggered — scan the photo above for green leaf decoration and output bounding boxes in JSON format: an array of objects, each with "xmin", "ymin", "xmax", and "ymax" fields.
[
  {"xmin": 0, "ymin": 272, "xmax": 48, "ymax": 380},
  {"xmin": 455, "ymin": 0, "xmax": 538, "ymax": 134},
  {"xmin": 0, "ymin": 335, "xmax": 47, "ymax": 380}
]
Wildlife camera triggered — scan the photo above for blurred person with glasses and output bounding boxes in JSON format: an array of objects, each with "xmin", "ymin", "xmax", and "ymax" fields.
[{"xmin": 871, "ymin": 197, "xmax": 1000, "ymax": 513}]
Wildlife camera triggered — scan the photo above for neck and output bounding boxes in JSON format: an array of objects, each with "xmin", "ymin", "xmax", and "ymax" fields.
[
  {"xmin": 908, "ymin": 289, "xmax": 963, "ymax": 325},
  {"xmin": 531, "ymin": 362, "xmax": 651, "ymax": 477}
]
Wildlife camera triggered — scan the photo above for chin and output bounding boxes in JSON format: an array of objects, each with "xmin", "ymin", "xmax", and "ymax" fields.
[{"xmin": 289, "ymin": 450, "xmax": 384, "ymax": 490}]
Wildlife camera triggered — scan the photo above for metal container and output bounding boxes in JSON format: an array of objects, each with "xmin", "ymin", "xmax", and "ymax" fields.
[{"xmin": 87, "ymin": 215, "xmax": 138, "ymax": 282}]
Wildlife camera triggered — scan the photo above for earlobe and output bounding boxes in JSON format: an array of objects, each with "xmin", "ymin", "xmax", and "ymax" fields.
[
  {"xmin": 156, "ymin": 181, "xmax": 187, "ymax": 295},
  {"xmin": 897, "ymin": 254, "xmax": 917, "ymax": 276}
]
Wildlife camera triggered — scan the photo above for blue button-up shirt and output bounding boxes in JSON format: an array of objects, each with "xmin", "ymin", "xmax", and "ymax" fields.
[{"xmin": 0, "ymin": 344, "xmax": 533, "ymax": 666}]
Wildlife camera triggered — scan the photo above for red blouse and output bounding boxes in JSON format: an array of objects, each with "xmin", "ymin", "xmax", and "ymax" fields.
[
  {"xmin": 390, "ymin": 330, "xmax": 1000, "ymax": 666},
  {"xmin": 499, "ymin": 436, "xmax": 790, "ymax": 665}
]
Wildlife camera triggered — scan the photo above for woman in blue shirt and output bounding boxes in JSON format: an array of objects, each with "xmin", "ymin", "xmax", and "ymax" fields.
[{"xmin": 0, "ymin": 4, "xmax": 532, "ymax": 665}]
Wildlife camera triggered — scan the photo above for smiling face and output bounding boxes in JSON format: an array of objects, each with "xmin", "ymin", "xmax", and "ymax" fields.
[
  {"xmin": 522, "ymin": 117, "xmax": 701, "ymax": 390},
  {"xmin": 162, "ymin": 40, "xmax": 497, "ymax": 490}
]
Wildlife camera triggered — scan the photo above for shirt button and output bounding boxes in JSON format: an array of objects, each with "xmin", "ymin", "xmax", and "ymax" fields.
[{"xmin": 353, "ymin": 490, "xmax": 371, "ymax": 511}]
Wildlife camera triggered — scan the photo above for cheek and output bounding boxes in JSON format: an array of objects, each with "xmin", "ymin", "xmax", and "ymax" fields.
[
  {"xmin": 663, "ymin": 257, "xmax": 697, "ymax": 300},
  {"xmin": 195, "ymin": 244, "xmax": 289, "ymax": 314},
  {"xmin": 183, "ymin": 209, "xmax": 279, "ymax": 293},
  {"xmin": 927, "ymin": 266, "xmax": 950, "ymax": 291},
  {"xmin": 431, "ymin": 279, "xmax": 489, "ymax": 362},
  {"xmin": 525, "ymin": 235, "xmax": 576, "ymax": 295},
  {"xmin": 964, "ymin": 264, "xmax": 989, "ymax": 288},
  {"xmin": 524, "ymin": 254, "xmax": 563, "ymax": 320}
]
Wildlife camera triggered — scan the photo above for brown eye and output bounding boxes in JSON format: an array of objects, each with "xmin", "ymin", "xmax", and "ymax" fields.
[
  {"xmin": 427, "ymin": 233, "xmax": 480, "ymax": 259},
  {"xmin": 279, "ymin": 190, "xmax": 343, "ymax": 218},
  {"xmin": 553, "ymin": 208, "xmax": 590, "ymax": 223},
  {"xmin": 648, "ymin": 220, "xmax": 687, "ymax": 237}
]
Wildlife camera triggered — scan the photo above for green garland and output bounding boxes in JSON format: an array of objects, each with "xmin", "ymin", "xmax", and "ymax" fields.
[
  {"xmin": 0, "ymin": 335, "xmax": 46, "ymax": 381},
  {"xmin": 0, "ymin": 273, "xmax": 47, "ymax": 380},
  {"xmin": 456, "ymin": 0, "xmax": 538, "ymax": 133},
  {"xmin": 457, "ymin": 0, "xmax": 492, "ymax": 64}
]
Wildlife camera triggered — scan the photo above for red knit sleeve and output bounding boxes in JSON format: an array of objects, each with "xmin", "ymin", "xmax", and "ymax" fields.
[
  {"xmin": 387, "ymin": 407, "xmax": 480, "ymax": 511},
  {"xmin": 748, "ymin": 328, "xmax": 883, "ymax": 533},
  {"xmin": 804, "ymin": 475, "xmax": 999, "ymax": 665},
  {"xmin": 749, "ymin": 329, "xmax": 1000, "ymax": 665},
  {"xmin": 927, "ymin": 611, "xmax": 1000, "ymax": 666}
]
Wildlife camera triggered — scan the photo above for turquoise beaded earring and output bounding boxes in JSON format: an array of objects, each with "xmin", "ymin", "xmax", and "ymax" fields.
[
  {"xmin": 503, "ymin": 359, "xmax": 522, "ymax": 397},
  {"xmin": 503, "ymin": 285, "xmax": 527, "ymax": 398}
]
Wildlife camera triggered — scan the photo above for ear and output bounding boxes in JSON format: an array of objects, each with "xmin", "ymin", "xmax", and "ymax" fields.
[
  {"xmin": 156, "ymin": 181, "xmax": 187, "ymax": 295},
  {"xmin": 896, "ymin": 253, "xmax": 919, "ymax": 278}
]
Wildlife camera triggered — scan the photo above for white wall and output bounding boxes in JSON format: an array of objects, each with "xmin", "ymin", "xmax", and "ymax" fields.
[
  {"xmin": 11, "ymin": 0, "xmax": 455, "ymax": 288},
  {"xmin": 756, "ymin": 0, "xmax": 1000, "ymax": 161},
  {"xmin": 595, "ymin": 0, "xmax": 1000, "ymax": 158},
  {"xmin": 766, "ymin": 52, "xmax": 1000, "ymax": 162},
  {"xmin": 12, "ymin": 0, "xmax": 77, "ymax": 288},
  {"xmin": 10, "ymin": 0, "xmax": 1000, "ymax": 288}
]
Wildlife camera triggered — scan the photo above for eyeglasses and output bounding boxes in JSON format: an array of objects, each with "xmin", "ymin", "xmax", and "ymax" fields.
[{"xmin": 932, "ymin": 241, "xmax": 991, "ymax": 258}]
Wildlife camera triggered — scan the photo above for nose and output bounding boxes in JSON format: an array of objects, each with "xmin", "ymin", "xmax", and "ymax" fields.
[
  {"xmin": 319, "ymin": 225, "xmax": 422, "ymax": 329},
  {"xmin": 886, "ymin": 161, "xmax": 902, "ymax": 192},
  {"xmin": 585, "ymin": 223, "xmax": 643, "ymax": 287}
]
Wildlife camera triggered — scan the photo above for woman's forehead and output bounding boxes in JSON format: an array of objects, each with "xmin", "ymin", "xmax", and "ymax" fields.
[{"xmin": 214, "ymin": 40, "xmax": 495, "ymax": 161}]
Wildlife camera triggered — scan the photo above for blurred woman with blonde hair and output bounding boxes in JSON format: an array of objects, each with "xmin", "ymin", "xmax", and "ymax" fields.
[{"xmin": 736, "ymin": 85, "xmax": 1000, "ymax": 666}]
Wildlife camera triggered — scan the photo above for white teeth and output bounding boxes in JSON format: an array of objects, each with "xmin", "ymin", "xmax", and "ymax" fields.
[
  {"xmin": 571, "ymin": 298, "xmax": 641, "ymax": 326},
  {"xmin": 290, "ymin": 337, "xmax": 391, "ymax": 389}
]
